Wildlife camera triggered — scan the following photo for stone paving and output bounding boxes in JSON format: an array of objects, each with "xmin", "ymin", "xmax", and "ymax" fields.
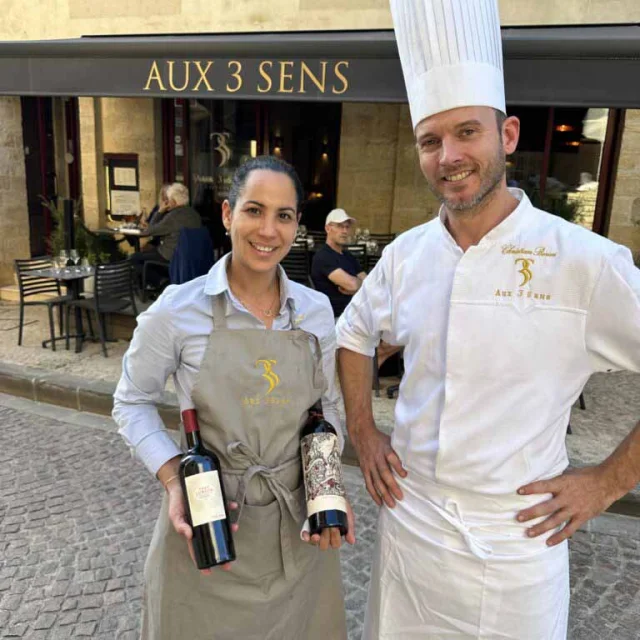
[{"xmin": 0, "ymin": 394, "xmax": 639, "ymax": 639}]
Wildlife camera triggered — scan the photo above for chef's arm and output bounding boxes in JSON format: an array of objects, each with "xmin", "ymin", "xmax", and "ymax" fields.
[
  {"xmin": 338, "ymin": 347, "xmax": 376, "ymax": 439},
  {"xmin": 338, "ymin": 347, "xmax": 407, "ymax": 508},
  {"xmin": 599, "ymin": 420, "xmax": 640, "ymax": 499},
  {"xmin": 517, "ymin": 420, "xmax": 640, "ymax": 546}
]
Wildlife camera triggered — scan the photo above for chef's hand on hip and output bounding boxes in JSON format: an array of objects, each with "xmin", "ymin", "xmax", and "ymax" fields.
[
  {"xmin": 352, "ymin": 424, "xmax": 407, "ymax": 508},
  {"xmin": 303, "ymin": 499, "xmax": 357, "ymax": 550},
  {"xmin": 166, "ymin": 482, "xmax": 239, "ymax": 574},
  {"xmin": 516, "ymin": 465, "xmax": 618, "ymax": 546}
]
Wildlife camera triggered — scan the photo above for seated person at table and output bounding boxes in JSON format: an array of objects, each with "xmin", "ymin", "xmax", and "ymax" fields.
[
  {"xmin": 311, "ymin": 208, "xmax": 365, "ymax": 317},
  {"xmin": 130, "ymin": 182, "xmax": 201, "ymax": 286}
]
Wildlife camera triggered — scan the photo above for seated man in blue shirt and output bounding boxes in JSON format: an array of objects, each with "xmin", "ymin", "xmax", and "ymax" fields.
[{"xmin": 311, "ymin": 209, "xmax": 366, "ymax": 317}]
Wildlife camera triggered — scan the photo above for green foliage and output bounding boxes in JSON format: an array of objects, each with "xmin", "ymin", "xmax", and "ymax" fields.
[
  {"xmin": 40, "ymin": 197, "xmax": 126, "ymax": 265},
  {"xmin": 525, "ymin": 189, "xmax": 583, "ymax": 225}
]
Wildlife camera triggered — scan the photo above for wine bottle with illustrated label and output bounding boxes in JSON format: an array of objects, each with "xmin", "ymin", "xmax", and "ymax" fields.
[
  {"xmin": 300, "ymin": 400, "xmax": 348, "ymax": 536},
  {"xmin": 179, "ymin": 409, "xmax": 236, "ymax": 569}
]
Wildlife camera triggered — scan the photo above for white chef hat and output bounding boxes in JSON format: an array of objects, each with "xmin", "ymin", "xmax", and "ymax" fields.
[{"xmin": 390, "ymin": 0, "xmax": 506, "ymax": 130}]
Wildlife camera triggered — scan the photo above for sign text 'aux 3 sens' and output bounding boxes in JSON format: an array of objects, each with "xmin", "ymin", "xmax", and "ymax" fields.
[{"xmin": 143, "ymin": 60, "xmax": 350, "ymax": 95}]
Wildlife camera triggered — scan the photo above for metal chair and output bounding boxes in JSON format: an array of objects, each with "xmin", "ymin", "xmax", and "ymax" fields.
[
  {"xmin": 14, "ymin": 257, "xmax": 72, "ymax": 351},
  {"xmin": 65, "ymin": 260, "xmax": 138, "ymax": 357},
  {"xmin": 366, "ymin": 253, "xmax": 381, "ymax": 272},
  {"xmin": 345, "ymin": 244, "xmax": 366, "ymax": 271},
  {"xmin": 141, "ymin": 259, "xmax": 170, "ymax": 302},
  {"xmin": 281, "ymin": 247, "xmax": 313, "ymax": 287},
  {"xmin": 307, "ymin": 230, "xmax": 327, "ymax": 248},
  {"xmin": 369, "ymin": 233, "xmax": 396, "ymax": 245}
]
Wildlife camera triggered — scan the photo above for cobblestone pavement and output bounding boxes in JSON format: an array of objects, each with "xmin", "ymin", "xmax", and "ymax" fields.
[{"xmin": 0, "ymin": 395, "xmax": 639, "ymax": 639}]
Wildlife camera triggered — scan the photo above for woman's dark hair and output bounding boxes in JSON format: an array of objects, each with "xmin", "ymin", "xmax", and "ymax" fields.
[{"xmin": 227, "ymin": 155, "xmax": 305, "ymax": 212}]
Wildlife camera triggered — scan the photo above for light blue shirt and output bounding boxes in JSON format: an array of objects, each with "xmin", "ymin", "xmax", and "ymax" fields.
[{"xmin": 113, "ymin": 254, "xmax": 342, "ymax": 475}]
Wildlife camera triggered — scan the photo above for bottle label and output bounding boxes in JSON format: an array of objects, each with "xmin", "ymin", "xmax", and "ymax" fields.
[
  {"xmin": 185, "ymin": 470, "xmax": 226, "ymax": 527},
  {"xmin": 301, "ymin": 433, "xmax": 347, "ymax": 516}
]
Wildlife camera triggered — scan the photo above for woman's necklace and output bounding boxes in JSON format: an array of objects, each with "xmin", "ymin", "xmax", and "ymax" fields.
[{"xmin": 232, "ymin": 284, "xmax": 280, "ymax": 318}]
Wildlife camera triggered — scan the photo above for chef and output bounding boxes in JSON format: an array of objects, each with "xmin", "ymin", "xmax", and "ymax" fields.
[{"xmin": 335, "ymin": 0, "xmax": 640, "ymax": 638}]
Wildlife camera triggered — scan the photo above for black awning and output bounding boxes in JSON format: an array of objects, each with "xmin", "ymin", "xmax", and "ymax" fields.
[{"xmin": 0, "ymin": 25, "xmax": 639, "ymax": 106}]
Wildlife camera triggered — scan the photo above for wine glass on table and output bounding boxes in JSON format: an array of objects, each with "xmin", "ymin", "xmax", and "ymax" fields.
[
  {"xmin": 69, "ymin": 250, "xmax": 81, "ymax": 273},
  {"xmin": 59, "ymin": 250, "xmax": 70, "ymax": 274}
]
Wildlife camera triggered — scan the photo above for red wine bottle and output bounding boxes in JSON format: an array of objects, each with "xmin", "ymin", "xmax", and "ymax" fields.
[
  {"xmin": 301, "ymin": 401, "xmax": 348, "ymax": 536},
  {"xmin": 179, "ymin": 409, "xmax": 236, "ymax": 569}
]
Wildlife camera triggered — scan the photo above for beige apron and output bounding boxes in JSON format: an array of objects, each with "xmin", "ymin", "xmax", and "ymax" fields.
[{"xmin": 141, "ymin": 294, "xmax": 347, "ymax": 640}]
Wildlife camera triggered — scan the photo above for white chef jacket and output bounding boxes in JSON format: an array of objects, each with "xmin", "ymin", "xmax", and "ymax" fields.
[
  {"xmin": 336, "ymin": 189, "xmax": 640, "ymax": 494},
  {"xmin": 113, "ymin": 254, "xmax": 342, "ymax": 476}
]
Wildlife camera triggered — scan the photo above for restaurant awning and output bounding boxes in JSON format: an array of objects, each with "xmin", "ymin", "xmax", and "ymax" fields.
[{"xmin": 0, "ymin": 25, "xmax": 639, "ymax": 106}]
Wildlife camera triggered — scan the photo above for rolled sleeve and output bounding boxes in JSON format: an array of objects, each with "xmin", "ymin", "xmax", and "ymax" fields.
[
  {"xmin": 586, "ymin": 247, "xmax": 640, "ymax": 373},
  {"xmin": 336, "ymin": 247, "xmax": 394, "ymax": 357},
  {"xmin": 112, "ymin": 294, "xmax": 183, "ymax": 475}
]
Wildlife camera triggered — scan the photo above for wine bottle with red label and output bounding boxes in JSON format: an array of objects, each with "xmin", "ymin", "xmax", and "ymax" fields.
[
  {"xmin": 179, "ymin": 409, "xmax": 236, "ymax": 569},
  {"xmin": 300, "ymin": 400, "xmax": 348, "ymax": 536}
]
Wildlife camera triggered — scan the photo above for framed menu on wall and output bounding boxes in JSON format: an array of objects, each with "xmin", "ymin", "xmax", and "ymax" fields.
[{"xmin": 105, "ymin": 153, "xmax": 140, "ymax": 217}]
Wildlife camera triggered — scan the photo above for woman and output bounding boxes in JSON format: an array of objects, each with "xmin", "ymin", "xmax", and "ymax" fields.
[{"xmin": 113, "ymin": 156, "xmax": 354, "ymax": 640}]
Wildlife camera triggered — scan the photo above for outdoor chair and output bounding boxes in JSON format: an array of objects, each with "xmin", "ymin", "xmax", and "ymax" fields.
[
  {"xmin": 65, "ymin": 260, "xmax": 138, "ymax": 357},
  {"xmin": 141, "ymin": 259, "xmax": 170, "ymax": 302},
  {"xmin": 366, "ymin": 253, "xmax": 381, "ymax": 272},
  {"xmin": 369, "ymin": 233, "xmax": 396, "ymax": 247},
  {"xmin": 307, "ymin": 230, "xmax": 327, "ymax": 247},
  {"xmin": 14, "ymin": 257, "xmax": 72, "ymax": 351},
  {"xmin": 345, "ymin": 244, "xmax": 366, "ymax": 271},
  {"xmin": 141, "ymin": 227, "xmax": 215, "ymax": 301},
  {"xmin": 281, "ymin": 247, "xmax": 313, "ymax": 287}
]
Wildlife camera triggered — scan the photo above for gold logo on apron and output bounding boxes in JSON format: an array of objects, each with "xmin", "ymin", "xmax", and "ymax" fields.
[
  {"xmin": 255, "ymin": 359, "xmax": 280, "ymax": 395},
  {"xmin": 515, "ymin": 258, "xmax": 534, "ymax": 287}
]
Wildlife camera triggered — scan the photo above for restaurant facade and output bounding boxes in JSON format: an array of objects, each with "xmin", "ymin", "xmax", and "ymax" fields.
[{"xmin": 1, "ymin": 0, "xmax": 640, "ymax": 289}]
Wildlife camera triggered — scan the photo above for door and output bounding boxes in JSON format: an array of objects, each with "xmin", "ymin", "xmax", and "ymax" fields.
[{"xmin": 21, "ymin": 97, "xmax": 57, "ymax": 257}]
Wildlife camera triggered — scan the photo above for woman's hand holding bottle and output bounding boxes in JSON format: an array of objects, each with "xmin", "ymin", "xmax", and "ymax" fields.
[
  {"xmin": 166, "ymin": 479, "xmax": 238, "ymax": 575},
  {"xmin": 301, "ymin": 500, "xmax": 356, "ymax": 550}
]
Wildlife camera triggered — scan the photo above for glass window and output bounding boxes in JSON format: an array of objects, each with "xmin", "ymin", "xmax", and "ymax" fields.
[{"xmin": 507, "ymin": 107, "xmax": 609, "ymax": 230}]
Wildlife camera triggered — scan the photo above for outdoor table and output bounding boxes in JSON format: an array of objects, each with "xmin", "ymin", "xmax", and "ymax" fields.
[
  {"xmin": 30, "ymin": 266, "xmax": 95, "ymax": 353},
  {"xmin": 94, "ymin": 226, "xmax": 148, "ymax": 252}
]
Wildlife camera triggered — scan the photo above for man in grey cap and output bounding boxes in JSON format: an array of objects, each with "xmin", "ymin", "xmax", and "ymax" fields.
[{"xmin": 336, "ymin": 0, "xmax": 640, "ymax": 638}]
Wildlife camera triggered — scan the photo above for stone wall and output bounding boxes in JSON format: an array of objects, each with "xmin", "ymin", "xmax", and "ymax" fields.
[
  {"xmin": 0, "ymin": 98, "xmax": 30, "ymax": 286},
  {"xmin": 609, "ymin": 109, "xmax": 640, "ymax": 260},
  {"xmin": 389, "ymin": 105, "xmax": 440, "ymax": 234},
  {"xmin": 337, "ymin": 103, "xmax": 439, "ymax": 236},
  {"xmin": 1, "ymin": 0, "xmax": 638, "ymax": 39},
  {"xmin": 337, "ymin": 103, "xmax": 400, "ymax": 233},
  {"xmin": 79, "ymin": 98, "xmax": 161, "ymax": 230},
  {"xmin": 101, "ymin": 98, "xmax": 161, "ymax": 218},
  {"xmin": 78, "ymin": 98, "xmax": 105, "ymax": 229}
]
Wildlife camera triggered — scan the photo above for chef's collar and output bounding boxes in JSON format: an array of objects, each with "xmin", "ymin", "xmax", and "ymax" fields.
[
  {"xmin": 204, "ymin": 253, "xmax": 296, "ymax": 317},
  {"xmin": 438, "ymin": 188, "xmax": 532, "ymax": 250}
]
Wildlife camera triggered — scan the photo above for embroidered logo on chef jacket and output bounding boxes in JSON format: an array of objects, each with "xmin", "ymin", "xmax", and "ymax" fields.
[
  {"xmin": 494, "ymin": 250, "xmax": 556, "ymax": 302},
  {"xmin": 515, "ymin": 258, "xmax": 534, "ymax": 286},
  {"xmin": 255, "ymin": 359, "xmax": 280, "ymax": 395}
]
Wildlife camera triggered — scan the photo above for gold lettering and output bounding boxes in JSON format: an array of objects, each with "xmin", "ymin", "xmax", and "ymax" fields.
[
  {"xmin": 193, "ymin": 61, "xmax": 214, "ymax": 91},
  {"xmin": 495, "ymin": 289, "xmax": 501, "ymax": 297},
  {"xmin": 300, "ymin": 61, "xmax": 327, "ymax": 93},
  {"xmin": 227, "ymin": 60, "xmax": 243, "ymax": 93},
  {"xmin": 257, "ymin": 61, "xmax": 273, "ymax": 93},
  {"xmin": 332, "ymin": 61, "xmax": 349, "ymax": 95},
  {"xmin": 143, "ymin": 60, "xmax": 166, "ymax": 91},
  {"xmin": 278, "ymin": 61, "xmax": 294, "ymax": 93},
  {"xmin": 167, "ymin": 60, "xmax": 190, "ymax": 92}
]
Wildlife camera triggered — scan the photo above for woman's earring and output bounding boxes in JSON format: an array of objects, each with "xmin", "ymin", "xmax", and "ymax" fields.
[{"xmin": 225, "ymin": 231, "xmax": 230, "ymax": 237}]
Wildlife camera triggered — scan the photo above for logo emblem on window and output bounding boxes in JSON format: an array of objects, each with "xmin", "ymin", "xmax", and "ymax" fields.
[{"xmin": 255, "ymin": 359, "xmax": 280, "ymax": 395}]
